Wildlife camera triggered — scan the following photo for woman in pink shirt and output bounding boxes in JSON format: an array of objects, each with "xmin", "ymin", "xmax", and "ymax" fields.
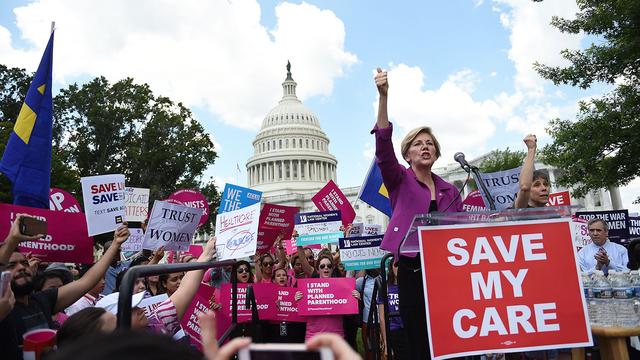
[{"xmin": 255, "ymin": 253, "xmax": 276, "ymax": 283}]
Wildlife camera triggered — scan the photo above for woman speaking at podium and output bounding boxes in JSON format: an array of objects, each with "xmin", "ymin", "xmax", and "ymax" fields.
[{"xmin": 372, "ymin": 68, "xmax": 463, "ymax": 359}]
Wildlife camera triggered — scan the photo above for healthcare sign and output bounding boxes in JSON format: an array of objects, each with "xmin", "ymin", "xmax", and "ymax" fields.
[
  {"xmin": 214, "ymin": 202, "xmax": 260, "ymax": 260},
  {"xmin": 417, "ymin": 219, "xmax": 592, "ymax": 359},
  {"xmin": 80, "ymin": 174, "xmax": 126, "ymax": 236}
]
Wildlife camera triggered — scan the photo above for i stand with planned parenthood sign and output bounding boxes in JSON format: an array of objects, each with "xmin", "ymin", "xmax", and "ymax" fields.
[{"xmin": 403, "ymin": 206, "xmax": 592, "ymax": 359}]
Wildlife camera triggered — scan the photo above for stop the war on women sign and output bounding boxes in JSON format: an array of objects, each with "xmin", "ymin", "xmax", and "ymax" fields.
[
  {"xmin": 81, "ymin": 174, "xmax": 126, "ymax": 236},
  {"xmin": 142, "ymin": 200, "xmax": 204, "ymax": 251},
  {"xmin": 418, "ymin": 219, "xmax": 591, "ymax": 359}
]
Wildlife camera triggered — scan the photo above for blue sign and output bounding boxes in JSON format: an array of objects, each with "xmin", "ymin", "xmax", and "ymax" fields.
[{"xmin": 219, "ymin": 184, "xmax": 262, "ymax": 213}]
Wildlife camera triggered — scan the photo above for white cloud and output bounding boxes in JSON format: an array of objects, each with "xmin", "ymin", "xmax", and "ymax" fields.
[
  {"xmin": 492, "ymin": 0, "xmax": 581, "ymax": 95},
  {"xmin": 621, "ymin": 178, "xmax": 640, "ymax": 215},
  {"xmin": 363, "ymin": 142, "xmax": 374, "ymax": 160},
  {"xmin": 1, "ymin": 0, "xmax": 357, "ymax": 130}
]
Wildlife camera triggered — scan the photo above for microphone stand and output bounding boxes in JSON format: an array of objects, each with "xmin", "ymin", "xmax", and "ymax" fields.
[{"xmin": 469, "ymin": 165, "xmax": 496, "ymax": 210}]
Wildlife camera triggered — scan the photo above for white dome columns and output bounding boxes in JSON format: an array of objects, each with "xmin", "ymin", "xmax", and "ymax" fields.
[{"xmin": 248, "ymin": 159, "xmax": 336, "ymax": 186}]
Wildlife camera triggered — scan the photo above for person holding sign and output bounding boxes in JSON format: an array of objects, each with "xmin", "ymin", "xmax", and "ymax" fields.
[
  {"xmin": 373, "ymin": 68, "xmax": 462, "ymax": 359},
  {"xmin": 514, "ymin": 134, "xmax": 551, "ymax": 208},
  {"xmin": 295, "ymin": 254, "xmax": 360, "ymax": 340}
]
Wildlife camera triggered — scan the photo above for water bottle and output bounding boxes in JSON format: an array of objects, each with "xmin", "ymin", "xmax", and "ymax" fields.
[
  {"xmin": 611, "ymin": 270, "xmax": 635, "ymax": 327},
  {"xmin": 630, "ymin": 270, "xmax": 640, "ymax": 327},
  {"xmin": 581, "ymin": 272, "xmax": 595, "ymax": 325},
  {"xmin": 591, "ymin": 270, "xmax": 613, "ymax": 326}
]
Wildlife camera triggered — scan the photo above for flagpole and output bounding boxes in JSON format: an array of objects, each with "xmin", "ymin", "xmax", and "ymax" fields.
[{"xmin": 51, "ymin": 21, "xmax": 55, "ymax": 33}]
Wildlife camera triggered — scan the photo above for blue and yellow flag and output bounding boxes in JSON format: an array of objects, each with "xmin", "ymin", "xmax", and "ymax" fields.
[
  {"xmin": 0, "ymin": 31, "xmax": 54, "ymax": 208},
  {"xmin": 357, "ymin": 159, "xmax": 392, "ymax": 217}
]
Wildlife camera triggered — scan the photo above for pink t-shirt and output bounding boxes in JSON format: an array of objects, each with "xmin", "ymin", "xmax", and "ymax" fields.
[
  {"xmin": 259, "ymin": 278, "xmax": 273, "ymax": 284},
  {"xmin": 304, "ymin": 315, "xmax": 344, "ymax": 340}
]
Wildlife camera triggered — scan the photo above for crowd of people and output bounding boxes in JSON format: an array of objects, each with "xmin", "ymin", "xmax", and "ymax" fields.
[{"xmin": 0, "ymin": 69, "xmax": 637, "ymax": 360}]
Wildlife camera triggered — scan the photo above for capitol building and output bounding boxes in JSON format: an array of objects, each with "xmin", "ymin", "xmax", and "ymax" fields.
[{"xmin": 245, "ymin": 63, "xmax": 622, "ymax": 231}]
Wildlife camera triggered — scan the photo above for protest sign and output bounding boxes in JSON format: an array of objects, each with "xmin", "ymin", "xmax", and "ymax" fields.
[
  {"xmin": 311, "ymin": 180, "xmax": 356, "ymax": 226},
  {"xmin": 462, "ymin": 190, "xmax": 487, "ymax": 212},
  {"xmin": 256, "ymin": 227, "xmax": 280, "ymax": 255},
  {"xmin": 185, "ymin": 244, "xmax": 204, "ymax": 259},
  {"xmin": 168, "ymin": 189, "xmax": 209, "ymax": 228},
  {"xmin": 298, "ymin": 278, "xmax": 358, "ymax": 316},
  {"xmin": 475, "ymin": 167, "xmax": 521, "ymax": 211},
  {"xmin": 0, "ymin": 203, "xmax": 94, "ymax": 264},
  {"xmin": 49, "ymin": 188, "xmax": 81, "ymax": 213},
  {"xmin": 418, "ymin": 219, "xmax": 591, "ymax": 359},
  {"xmin": 138, "ymin": 294, "xmax": 169, "ymax": 318},
  {"xmin": 294, "ymin": 211, "xmax": 343, "ymax": 246},
  {"xmin": 181, "ymin": 283, "xmax": 216, "ymax": 350},
  {"xmin": 259, "ymin": 203, "xmax": 298, "ymax": 239},
  {"xmin": 630, "ymin": 217, "xmax": 640, "ymax": 238},
  {"xmin": 80, "ymin": 174, "xmax": 126, "ymax": 236},
  {"xmin": 219, "ymin": 283, "xmax": 277, "ymax": 323},
  {"xmin": 124, "ymin": 187, "xmax": 149, "ymax": 222},
  {"xmin": 338, "ymin": 235, "xmax": 388, "ymax": 270},
  {"xmin": 215, "ymin": 202, "xmax": 260, "ymax": 260},
  {"xmin": 576, "ymin": 210, "xmax": 629, "ymax": 243},
  {"xmin": 121, "ymin": 228, "xmax": 145, "ymax": 252},
  {"xmin": 547, "ymin": 191, "xmax": 571, "ymax": 207},
  {"xmin": 219, "ymin": 183, "xmax": 262, "ymax": 213},
  {"xmin": 363, "ymin": 224, "xmax": 381, "ymax": 236},
  {"xmin": 142, "ymin": 200, "xmax": 204, "ymax": 251},
  {"xmin": 348, "ymin": 223, "xmax": 363, "ymax": 237},
  {"xmin": 267, "ymin": 286, "xmax": 303, "ymax": 322},
  {"xmin": 283, "ymin": 238, "xmax": 321, "ymax": 256},
  {"xmin": 571, "ymin": 217, "xmax": 591, "ymax": 252}
]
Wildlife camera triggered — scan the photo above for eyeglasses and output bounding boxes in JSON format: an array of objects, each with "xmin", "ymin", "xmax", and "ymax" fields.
[
  {"xmin": 237, "ymin": 267, "xmax": 250, "ymax": 274},
  {"xmin": 262, "ymin": 262, "xmax": 274, "ymax": 267},
  {"xmin": 319, "ymin": 263, "xmax": 333, "ymax": 270}
]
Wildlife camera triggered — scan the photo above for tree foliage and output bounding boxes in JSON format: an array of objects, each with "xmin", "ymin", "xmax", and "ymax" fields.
[
  {"xmin": 0, "ymin": 65, "xmax": 221, "ymax": 228},
  {"xmin": 479, "ymin": 148, "xmax": 526, "ymax": 173},
  {"xmin": 534, "ymin": 0, "xmax": 640, "ymax": 201}
]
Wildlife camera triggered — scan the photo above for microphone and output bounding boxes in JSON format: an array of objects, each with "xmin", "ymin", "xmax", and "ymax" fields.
[{"xmin": 454, "ymin": 152, "xmax": 471, "ymax": 172}]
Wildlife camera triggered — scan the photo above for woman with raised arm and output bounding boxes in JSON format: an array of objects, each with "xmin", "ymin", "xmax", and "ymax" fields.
[
  {"xmin": 514, "ymin": 134, "xmax": 550, "ymax": 208},
  {"xmin": 373, "ymin": 67, "xmax": 463, "ymax": 359}
]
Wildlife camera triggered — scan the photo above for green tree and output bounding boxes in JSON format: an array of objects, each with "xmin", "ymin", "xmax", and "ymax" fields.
[
  {"xmin": 479, "ymin": 148, "xmax": 525, "ymax": 173},
  {"xmin": 534, "ymin": 0, "xmax": 640, "ymax": 201},
  {"xmin": 54, "ymin": 76, "xmax": 220, "ymax": 227}
]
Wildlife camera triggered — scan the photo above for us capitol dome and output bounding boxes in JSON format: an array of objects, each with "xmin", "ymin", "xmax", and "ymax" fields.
[{"xmin": 246, "ymin": 62, "xmax": 338, "ymax": 208}]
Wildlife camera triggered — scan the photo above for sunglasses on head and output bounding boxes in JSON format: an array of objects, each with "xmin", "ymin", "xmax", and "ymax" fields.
[
  {"xmin": 237, "ymin": 267, "xmax": 249, "ymax": 274},
  {"xmin": 319, "ymin": 263, "xmax": 333, "ymax": 270}
]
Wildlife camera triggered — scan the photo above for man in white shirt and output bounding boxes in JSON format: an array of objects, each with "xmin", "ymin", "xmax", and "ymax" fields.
[{"xmin": 578, "ymin": 218, "xmax": 628, "ymax": 273}]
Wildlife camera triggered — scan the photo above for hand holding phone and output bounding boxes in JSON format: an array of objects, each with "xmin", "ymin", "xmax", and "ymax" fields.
[
  {"xmin": 238, "ymin": 344, "xmax": 333, "ymax": 360},
  {"xmin": 19, "ymin": 216, "xmax": 47, "ymax": 237}
]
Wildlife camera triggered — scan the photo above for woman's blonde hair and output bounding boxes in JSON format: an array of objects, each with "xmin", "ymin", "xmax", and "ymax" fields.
[{"xmin": 400, "ymin": 126, "xmax": 441, "ymax": 163}]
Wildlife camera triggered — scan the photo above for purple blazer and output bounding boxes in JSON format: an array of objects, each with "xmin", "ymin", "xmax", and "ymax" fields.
[{"xmin": 372, "ymin": 123, "xmax": 463, "ymax": 259}]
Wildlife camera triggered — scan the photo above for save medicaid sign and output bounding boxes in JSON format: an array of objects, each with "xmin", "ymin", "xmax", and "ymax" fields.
[{"xmin": 418, "ymin": 219, "xmax": 591, "ymax": 359}]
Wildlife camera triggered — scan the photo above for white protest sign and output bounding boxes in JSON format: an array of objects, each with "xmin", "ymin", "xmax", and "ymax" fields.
[
  {"xmin": 121, "ymin": 228, "xmax": 145, "ymax": 252},
  {"xmin": 142, "ymin": 201, "xmax": 204, "ymax": 251},
  {"xmin": 80, "ymin": 174, "xmax": 126, "ymax": 236},
  {"xmin": 125, "ymin": 187, "xmax": 150, "ymax": 222},
  {"xmin": 363, "ymin": 224, "xmax": 381, "ymax": 236},
  {"xmin": 214, "ymin": 202, "xmax": 260, "ymax": 260}
]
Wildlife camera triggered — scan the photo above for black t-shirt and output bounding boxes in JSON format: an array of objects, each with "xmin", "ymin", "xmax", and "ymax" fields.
[{"xmin": 0, "ymin": 288, "xmax": 58, "ymax": 359}]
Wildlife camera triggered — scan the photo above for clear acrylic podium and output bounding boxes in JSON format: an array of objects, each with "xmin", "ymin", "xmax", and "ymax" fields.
[{"xmin": 399, "ymin": 205, "xmax": 577, "ymax": 255}]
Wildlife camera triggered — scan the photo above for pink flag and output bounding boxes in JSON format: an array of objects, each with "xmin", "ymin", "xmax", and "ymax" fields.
[
  {"xmin": 259, "ymin": 204, "xmax": 298, "ymax": 239},
  {"xmin": 311, "ymin": 180, "xmax": 355, "ymax": 226}
]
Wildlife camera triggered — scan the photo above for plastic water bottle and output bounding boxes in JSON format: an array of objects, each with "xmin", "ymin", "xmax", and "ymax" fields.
[
  {"xmin": 591, "ymin": 270, "xmax": 613, "ymax": 326},
  {"xmin": 630, "ymin": 270, "xmax": 640, "ymax": 327},
  {"xmin": 581, "ymin": 272, "xmax": 596, "ymax": 325},
  {"xmin": 611, "ymin": 270, "xmax": 636, "ymax": 327}
]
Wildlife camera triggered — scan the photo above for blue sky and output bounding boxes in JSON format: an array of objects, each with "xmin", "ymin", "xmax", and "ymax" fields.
[{"xmin": 1, "ymin": 0, "xmax": 637, "ymax": 213}]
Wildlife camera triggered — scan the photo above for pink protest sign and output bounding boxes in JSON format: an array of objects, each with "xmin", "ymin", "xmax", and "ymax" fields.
[
  {"xmin": 49, "ymin": 188, "xmax": 81, "ymax": 213},
  {"xmin": 0, "ymin": 203, "xmax": 94, "ymax": 263},
  {"xmin": 298, "ymin": 278, "xmax": 358, "ymax": 316},
  {"xmin": 311, "ymin": 180, "xmax": 356, "ymax": 226},
  {"xmin": 220, "ymin": 283, "xmax": 252, "ymax": 323},
  {"xmin": 270, "ymin": 286, "xmax": 303, "ymax": 322},
  {"xmin": 185, "ymin": 245, "xmax": 203, "ymax": 259},
  {"xmin": 252, "ymin": 283, "xmax": 278, "ymax": 319},
  {"xmin": 462, "ymin": 190, "xmax": 487, "ymax": 212},
  {"xmin": 259, "ymin": 204, "xmax": 298, "ymax": 239},
  {"xmin": 284, "ymin": 238, "xmax": 321, "ymax": 256},
  {"xmin": 257, "ymin": 227, "xmax": 280, "ymax": 255},
  {"xmin": 181, "ymin": 283, "xmax": 223, "ymax": 350},
  {"xmin": 167, "ymin": 189, "xmax": 210, "ymax": 227}
]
